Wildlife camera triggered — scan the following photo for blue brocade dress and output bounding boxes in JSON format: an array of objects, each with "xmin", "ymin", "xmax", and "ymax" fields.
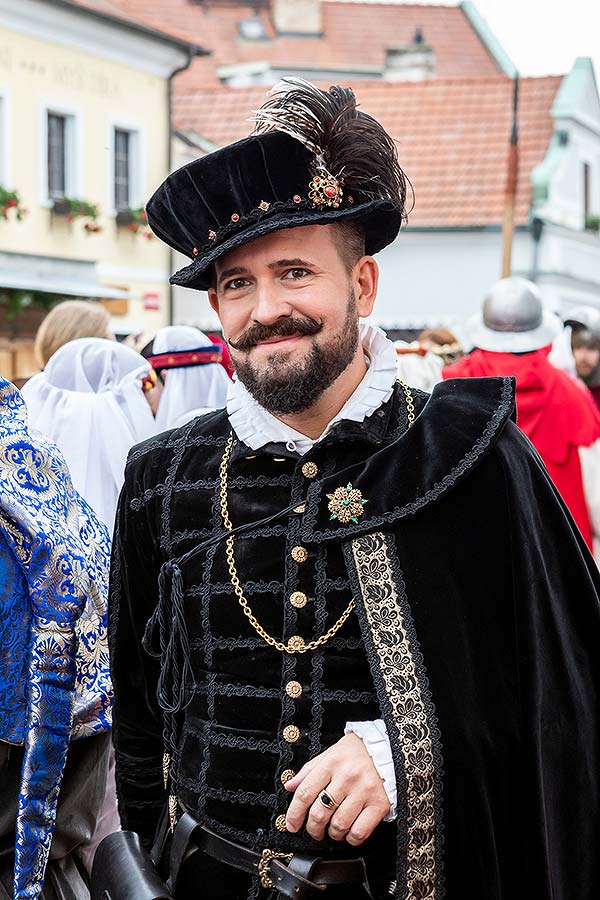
[{"xmin": 0, "ymin": 378, "xmax": 112, "ymax": 900}]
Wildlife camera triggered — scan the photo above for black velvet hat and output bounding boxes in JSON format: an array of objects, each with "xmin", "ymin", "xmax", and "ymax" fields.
[{"xmin": 146, "ymin": 79, "xmax": 409, "ymax": 291}]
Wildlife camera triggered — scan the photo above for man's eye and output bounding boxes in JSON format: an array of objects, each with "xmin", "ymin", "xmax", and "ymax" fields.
[
  {"xmin": 284, "ymin": 268, "xmax": 309, "ymax": 280},
  {"xmin": 225, "ymin": 278, "xmax": 250, "ymax": 290}
]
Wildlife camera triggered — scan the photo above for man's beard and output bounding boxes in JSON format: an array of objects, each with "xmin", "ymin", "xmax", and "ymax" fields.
[{"xmin": 230, "ymin": 293, "xmax": 360, "ymax": 415}]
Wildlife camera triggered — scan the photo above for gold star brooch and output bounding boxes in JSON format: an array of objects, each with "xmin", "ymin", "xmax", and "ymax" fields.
[{"xmin": 327, "ymin": 483, "xmax": 367, "ymax": 524}]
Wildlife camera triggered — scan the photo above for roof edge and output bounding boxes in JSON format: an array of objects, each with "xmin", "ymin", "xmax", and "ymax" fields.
[
  {"xmin": 551, "ymin": 57, "xmax": 600, "ymax": 133},
  {"xmin": 45, "ymin": 0, "xmax": 209, "ymax": 56},
  {"xmin": 460, "ymin": 1, "xmax": 517, "ymax": 77}
]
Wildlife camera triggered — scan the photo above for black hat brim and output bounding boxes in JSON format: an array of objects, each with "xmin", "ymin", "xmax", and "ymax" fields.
[{"xmin": 168, "ymin": 199, "xmax": 401, "ymax": 291}]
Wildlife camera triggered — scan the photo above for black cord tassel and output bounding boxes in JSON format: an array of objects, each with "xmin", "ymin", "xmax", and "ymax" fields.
[{"xmin": 143, "ymin": 560, "xmax": 194, "ymax": 759}]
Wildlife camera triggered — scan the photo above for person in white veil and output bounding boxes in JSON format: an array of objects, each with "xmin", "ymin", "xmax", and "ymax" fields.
[
  {"xmin": 144, "ymin": 325, "xmax": 231, "ymax": 430},
  {"xmin": 22, "ymin": 337, "xmax": 157, "ymax": 535}
]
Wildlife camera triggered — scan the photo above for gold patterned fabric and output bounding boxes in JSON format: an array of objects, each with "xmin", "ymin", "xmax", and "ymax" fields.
[{"xmin": 349, "ymin": 531, "xmax": 444, "ymax": 900}]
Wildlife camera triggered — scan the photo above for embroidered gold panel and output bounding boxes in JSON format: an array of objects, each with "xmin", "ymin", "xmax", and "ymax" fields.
[{"xmin": 350, "ymin": 531, "xmax": 443, "ymax": 900}]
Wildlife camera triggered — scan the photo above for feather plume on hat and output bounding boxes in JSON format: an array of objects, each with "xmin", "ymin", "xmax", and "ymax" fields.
[{"xmin": 253, "ymin": 77, "xmax": 410, "ymax": 219}]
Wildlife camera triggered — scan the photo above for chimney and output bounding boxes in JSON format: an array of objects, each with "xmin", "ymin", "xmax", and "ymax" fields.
[
  {"xmin": 272, "ymin": 0, "xmax": 322, "ymax": 36},
  {"xmin": 385, "ymin": 28, "xmax": 435, "ymax": 81}
]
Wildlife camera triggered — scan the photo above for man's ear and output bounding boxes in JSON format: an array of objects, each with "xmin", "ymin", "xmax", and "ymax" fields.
[
  {"xmin": 354, "ymin": 256, "xmax": 379, "ymax": 319},
  {"xmin": 208, "ymin": 288, "xmax": 219, "ymax": 315}
]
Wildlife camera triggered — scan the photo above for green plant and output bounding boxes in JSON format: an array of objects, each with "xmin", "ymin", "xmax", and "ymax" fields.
[
  {"xmin": 0, "ymin": 289, "xmax": 60, "ymax": 321},
  {"xmin": 53, "ymin": 197, "xmax": 102, "ymax": 233},
  {"xmin": 0, "ymin": 187, "xmax": 27, "ymax": 221},
  {"xmin": 62, "ymin": 197, "xmax": 99, "ymax": 221},
  {"xmin": 585, "ymin": 215, "xmax": 600, "ymax": 234},
  {"xmin": 118, "ymin": 207, "xmax": 153, "ymax": 239}
]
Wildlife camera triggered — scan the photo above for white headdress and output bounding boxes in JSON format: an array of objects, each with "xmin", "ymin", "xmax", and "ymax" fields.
[
  {"xmin": 22, "ymin": 337, "xmax": 156, "ymax": 534},
  {"xmin": 152, "ymin": 325, "xmax": 231, "ymax": 430}
]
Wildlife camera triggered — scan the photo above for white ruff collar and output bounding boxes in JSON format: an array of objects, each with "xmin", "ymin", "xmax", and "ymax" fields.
[{"xmin": 226, "ymin": 323, "xmax": 398, "ymax": 455}]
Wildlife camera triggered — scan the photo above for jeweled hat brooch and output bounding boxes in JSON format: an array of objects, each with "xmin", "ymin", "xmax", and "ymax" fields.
[{"xmin": 146, "ymin": 78, "xmax": 409, "ymax": 291}]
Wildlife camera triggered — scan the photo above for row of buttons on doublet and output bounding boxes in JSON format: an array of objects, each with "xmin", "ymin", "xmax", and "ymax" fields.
[{"xmin": 275, "ymin": 458, "xmax": 318, "ymax": 832}]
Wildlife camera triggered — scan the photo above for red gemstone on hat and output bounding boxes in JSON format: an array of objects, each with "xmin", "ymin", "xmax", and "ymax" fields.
[
  {"xmin": 313, "ymin": 176, "xmax": 321, "ymax": 183},
  {"xmin": 231, "ymin": 213, "xmax": 240, "ymax": 222},
  {"xmin": 192, "ymin": 247, "xmax": 199, "ymax": 256},
  {"xmin": 208, "ymin": 230, "xmax": 216, "ymax": 240},
  {"xmin": 348, "ymin": 196, "xmax": 354, "ymax": 204},
  {"xmin": 313, "ymin": 198, "xmax": 321, "ymax": 204},
  {"xmin": 259, "ymin": 200, "xmax": 270, "ymax": 211},
  {"xmin": 324, "ymin": 185, "xmax": 337, "ymax": 198}
]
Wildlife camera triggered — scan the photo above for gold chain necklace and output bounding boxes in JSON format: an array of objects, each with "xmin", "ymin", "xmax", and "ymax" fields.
[{"xmin": 219, "ymin": 380, "xmax": 415, "ymax": 654}]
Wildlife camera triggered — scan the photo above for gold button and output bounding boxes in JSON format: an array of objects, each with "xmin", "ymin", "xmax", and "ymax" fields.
[
  {"xmin": 280, "ymin": 769, "xmax": 295, "ymax": 785},
  {"xmin": 291, "ymin": 546, "xmax": 308, "ymax": 563},
  {"xmin": 289, "ymin": 591, "xmax": 308, "ymax": 608},
  {"xmin": 283, "ymin": 724, "xmax": 300, "ymax": 743},
  {"xmin": 285, "ymin": 680, "xmax": 302, "ymax": 698},
  {"xmin": 287, "ymin": 635, "xmax": 305, "ymax": 653},
  {"xmin": 301, "ymin": 461, "xmax": 318, "ymax": 479},
  {"xmin": 275, "ymin": 814, "xmax": 288, "ymax": 832}
]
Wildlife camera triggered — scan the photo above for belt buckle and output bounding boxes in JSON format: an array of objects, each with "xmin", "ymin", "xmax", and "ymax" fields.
[{"xmin": 257, "ymin": 849, "xmax": 293, "ymax": 889}]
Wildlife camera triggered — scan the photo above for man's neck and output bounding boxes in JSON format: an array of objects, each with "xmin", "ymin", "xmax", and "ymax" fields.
[{"xmin": 275, "ymin": 349, "xmax": 368, "ymax": 440}]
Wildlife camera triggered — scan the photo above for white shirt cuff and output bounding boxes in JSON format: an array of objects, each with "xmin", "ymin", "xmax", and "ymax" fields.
[{"xmin": 344, "ymin": 719, "xmax": 397, "ymax": 821}]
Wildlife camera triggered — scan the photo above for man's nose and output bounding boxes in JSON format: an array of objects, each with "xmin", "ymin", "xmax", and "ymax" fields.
[{"xmin": 251, "ymin": 280, "xmax": 293, "ymax": 325}]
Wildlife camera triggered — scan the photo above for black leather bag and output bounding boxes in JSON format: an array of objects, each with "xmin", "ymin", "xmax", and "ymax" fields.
[{"xmin": 91, "ymin": 831, "xmax": 174, "ymax": 900}]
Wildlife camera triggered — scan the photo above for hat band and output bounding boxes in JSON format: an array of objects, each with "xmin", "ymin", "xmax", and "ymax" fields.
[
  {"xmin": 148, "ymin": 347, "xmax": 223, "ymax": 371},
  {"xmin": 191, "ymin": 174, "xmax": 354, "ymax": 260}
]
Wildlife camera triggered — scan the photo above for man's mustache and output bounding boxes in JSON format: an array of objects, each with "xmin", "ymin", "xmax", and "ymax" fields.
[{"xmin": 229, "ymin": 316, "xmax": 323, "ymax": 352}]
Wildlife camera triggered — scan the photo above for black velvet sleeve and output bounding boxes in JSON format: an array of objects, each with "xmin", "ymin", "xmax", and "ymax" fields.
[
  {"xmin": 498, "ymin": 421, "xmax": 600, "ymax": 895},
  {"xmin": 109, "ymin": 455, "xmax": 165, "ymax": 849}
]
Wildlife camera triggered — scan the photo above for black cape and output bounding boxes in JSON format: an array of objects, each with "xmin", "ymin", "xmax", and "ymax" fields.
[{"xmin": 110, "ymin": 377, "xmax": 600, "ymax": 899}]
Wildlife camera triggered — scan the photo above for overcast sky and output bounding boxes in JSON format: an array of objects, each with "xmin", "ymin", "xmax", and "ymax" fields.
[{"xmin": 472, "ymin": 0, "xmax": 599, "ymax": 80}]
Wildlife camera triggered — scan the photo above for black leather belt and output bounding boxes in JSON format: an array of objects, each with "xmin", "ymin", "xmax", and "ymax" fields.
[{"xmin": 169, "ymin": 812, "xmax": 369, "ymax": 900}]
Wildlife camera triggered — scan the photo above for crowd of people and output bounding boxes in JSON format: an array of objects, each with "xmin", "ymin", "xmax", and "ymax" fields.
[
  {"xmin": 394, "ymin": 278, "xmax": 600, "ymax": 561},
  {"xmin": 1, "ymin": 77, "xmax": 599, "ymax": 900}
]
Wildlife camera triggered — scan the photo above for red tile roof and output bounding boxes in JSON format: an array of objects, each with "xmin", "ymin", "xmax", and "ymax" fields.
[
  {"xmin": 174, "ymin": 75, "xmax": 562, "ymax": 227},
  {"xmin": 70, "ymin": 1, "xmax": 504, "ymax": 86},
  {"xmin": 64, "ymin": 1, "xmax": 560, "ymax": 227}
]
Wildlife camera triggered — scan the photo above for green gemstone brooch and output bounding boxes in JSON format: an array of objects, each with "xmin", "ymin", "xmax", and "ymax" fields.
[{"xmin": 327, "ymin": 483, "xmax": 367, "ymax": 524}]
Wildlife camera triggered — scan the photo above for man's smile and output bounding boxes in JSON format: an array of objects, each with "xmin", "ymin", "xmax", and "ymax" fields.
[{"xmin": 252, "ymin": 333, "xmax": 307, "ymax": 351}]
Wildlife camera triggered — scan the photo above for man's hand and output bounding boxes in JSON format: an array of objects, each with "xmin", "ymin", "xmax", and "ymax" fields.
[{"xmin": 283, "ymin": 733, "xmax": 390, "ymax": 845}]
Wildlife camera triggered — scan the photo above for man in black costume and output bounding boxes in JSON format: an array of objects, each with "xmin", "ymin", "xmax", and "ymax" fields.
[{"xmin": 109, "ymin": 79, "xmax": 600, "ymax": 900}]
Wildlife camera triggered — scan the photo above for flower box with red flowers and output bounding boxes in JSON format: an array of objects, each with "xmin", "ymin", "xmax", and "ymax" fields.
[
  {"xmin": 52, "ymin": 197, "xmax": 101, "ymax": 232},
  {"xmin": 0, "ymin": 187, "xmax": 27, "ymax": 222},
  {"xmin": 116, "ymin": 207, "xmax": 152, "ymax": 239}
]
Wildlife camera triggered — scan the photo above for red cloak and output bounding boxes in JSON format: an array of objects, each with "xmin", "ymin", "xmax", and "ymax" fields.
[{"xmin": 444, "ymin": 348, "xmax": 600, "ymax": 550}]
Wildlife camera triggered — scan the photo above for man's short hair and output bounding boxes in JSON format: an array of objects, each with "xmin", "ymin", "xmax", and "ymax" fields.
[{"xmin": 331, "ymin": 221, "xmax": 367, "ymax": 273}]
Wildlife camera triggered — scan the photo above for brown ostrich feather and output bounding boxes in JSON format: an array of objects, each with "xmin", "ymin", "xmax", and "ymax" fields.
[{"xmin": 253, "ymin": 77, "xmax": 410, "ymax": 217}]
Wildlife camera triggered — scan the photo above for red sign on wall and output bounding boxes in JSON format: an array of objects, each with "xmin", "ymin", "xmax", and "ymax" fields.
[{"xmin": 143, "ymin": 292, "xmax": 161, "ymax": 311}]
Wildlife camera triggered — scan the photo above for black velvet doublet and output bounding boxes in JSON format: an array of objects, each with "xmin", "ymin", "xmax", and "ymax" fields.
[{"xmin": 110, "ymin": 378, "xmax": 600, "ymax": 900}]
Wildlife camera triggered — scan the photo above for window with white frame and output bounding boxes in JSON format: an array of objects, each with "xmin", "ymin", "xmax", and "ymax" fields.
[
  {"xmin": 113, "ymin": 127, "xmax": 139, "ymax": 211},
  {"xmin": 47, "ymin": 110, "xmax": 75, "ymax": 200}
]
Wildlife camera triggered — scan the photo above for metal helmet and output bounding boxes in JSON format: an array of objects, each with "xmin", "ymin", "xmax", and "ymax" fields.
[
  {"xmin": 482, "ymin": 277, "xmax": 543, "ymax": 333},
  {"xmin": 467, "ymin": 277, "xmax": 561, "ymax": 353}
]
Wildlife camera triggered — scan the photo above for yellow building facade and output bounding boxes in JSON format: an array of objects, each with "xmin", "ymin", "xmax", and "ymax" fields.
[{"xmin": 0, "ymin": 0, "xmax": 203, "ymax": 380}]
